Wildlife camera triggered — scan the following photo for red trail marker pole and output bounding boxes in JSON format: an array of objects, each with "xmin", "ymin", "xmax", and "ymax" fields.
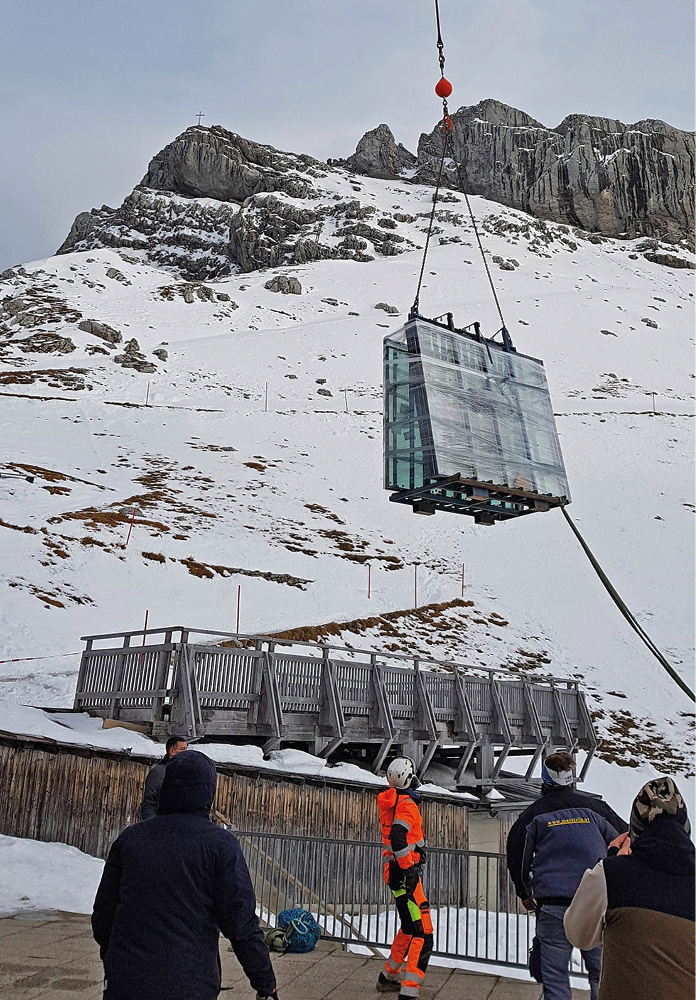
[
  {"xmin": 125, "ymin": 506, "xmax": 137, "ymax": 547},
  {"xmin": 236, "ymin": 585, "xmax": 241, "ymax": 637}
]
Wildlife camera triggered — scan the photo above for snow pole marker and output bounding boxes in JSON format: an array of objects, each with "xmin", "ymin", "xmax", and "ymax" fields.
[
  {"xmin": 344, "ymin": 388, "xmax": 349, "ymax": 413},
  {"xmin": 264, "ymin": 382, "xmax": 268, "ymax": 412},
  {"xmin": 414, "ymin": 564, "xmax": 418, "ymax": 609},
  {"xmin": 145, "ymin": 381, "xmax": 150, "ymax": 407},
  {"xmin": 0, "ymin": 651, "xmax": 80, "ymax": 665},
  {"xmin": 125, "ymin": 506, "xmax": 137, "ymax": 547},
  {"xmin": 236, "ymin": 585, "xmax": 241, "ymax": 636},
  {"xmin": 367, "ymin": 564, "xmax": 371, "ymax": 599},
  {"xmin": 461, "ymin": 562, "xmax": 465, "ymax": 597}
]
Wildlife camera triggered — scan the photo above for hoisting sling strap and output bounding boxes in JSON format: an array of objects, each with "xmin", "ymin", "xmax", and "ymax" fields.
[{"xmin": 561, "ymin": 504, "xmax": 695, "ymax": 702}]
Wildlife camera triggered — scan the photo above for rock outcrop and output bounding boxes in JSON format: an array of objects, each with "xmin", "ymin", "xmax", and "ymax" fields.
[
  {"xmin": 264, "ymin": 275, "xmax": 302, "ymax": 295},
  {"xmin": 142, "ymin": 125, "xmax": 319, "ymax": 202},
  {"xmin": 413, "ymin": 99, "xmax": 694, "ymax": 241},
  {"xmin": 77, "ymin": 319, "xmax": 122, "ymax": 345},
  {"xmin": 58, "ymin": 126, "xmax": 410, "ymax": 278},
  {"xmin": 339, "ymin": 124, "xmax": 417, "ymax": 179}
]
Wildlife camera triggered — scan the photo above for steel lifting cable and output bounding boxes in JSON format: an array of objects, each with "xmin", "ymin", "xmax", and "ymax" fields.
[
  {"xmin": 413, "ymin": 0, "xmax": 507, "ymax": 333},
  {"xmin": 413, "ymin": 5, "xmax": 691, "ymax": 705},
  {"xmin": 560, "ymin": 504, "xmax": 695, "ymax": 703}
]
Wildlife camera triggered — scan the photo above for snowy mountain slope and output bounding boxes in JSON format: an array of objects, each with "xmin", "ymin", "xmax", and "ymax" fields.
[{"xmin": 0, "ymin": 161, "xmax": 693, "ymax": 780}]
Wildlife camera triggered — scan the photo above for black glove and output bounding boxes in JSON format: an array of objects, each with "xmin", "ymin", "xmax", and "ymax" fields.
[{"xmin": 415, "ymin": 845, "xmax": 427, "ymax": 867}]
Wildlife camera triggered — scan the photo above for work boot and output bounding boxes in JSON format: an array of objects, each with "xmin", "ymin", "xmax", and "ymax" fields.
[{"xmin": 376, "ymin": 972, "xmax": 401, "ymax": 993}]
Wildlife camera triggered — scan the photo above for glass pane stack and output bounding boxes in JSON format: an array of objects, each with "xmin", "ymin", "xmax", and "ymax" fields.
[{"xmin": 383, "ymin": 315, "xmax": 571, "ymax": 523}]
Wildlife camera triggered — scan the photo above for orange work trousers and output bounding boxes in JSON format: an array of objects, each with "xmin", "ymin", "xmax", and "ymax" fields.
[{"xmin": 383, "ymin": 877, "xmax": 434, "ymax": 997}]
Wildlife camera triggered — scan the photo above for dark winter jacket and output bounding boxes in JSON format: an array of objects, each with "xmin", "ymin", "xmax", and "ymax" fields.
[
  {"xmin": 92, "ymin": 751, "xmax": 276, "ymax": 1000},
  {"xmin": 138, "ymin": 757, "xmax": 169, "ymax": 821},
  {"xmin": 565, "ymin": 815, "xmax": 695, "ymax": 999},
  {"xmin": 506, "ymin": 784, "xmax": 627, "ymax": 904}
]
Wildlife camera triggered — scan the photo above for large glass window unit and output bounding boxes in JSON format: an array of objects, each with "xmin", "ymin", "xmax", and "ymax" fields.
[{"xmin": 383, "ymin": 317, "xmax": 571, "ymax": 521}]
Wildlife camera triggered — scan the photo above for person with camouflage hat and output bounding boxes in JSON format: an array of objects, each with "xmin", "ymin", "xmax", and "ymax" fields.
[{"xmin": 564, "ymin": 776, "xmax": 695, "ymax": 1000}]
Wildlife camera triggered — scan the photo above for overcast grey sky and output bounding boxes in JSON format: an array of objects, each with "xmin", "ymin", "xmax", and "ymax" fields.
[{"xmin": 1, "ymin": 0, "xmax": 693, "ymax": 272}]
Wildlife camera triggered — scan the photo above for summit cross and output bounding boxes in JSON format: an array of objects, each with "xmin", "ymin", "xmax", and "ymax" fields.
[{"xmin": 195, "ymin": 111, "xmax": 205, "ymax": 126}]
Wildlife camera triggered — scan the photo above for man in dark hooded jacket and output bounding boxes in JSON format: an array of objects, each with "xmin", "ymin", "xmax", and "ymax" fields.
[
  {"xmin": 565, "ymin": 776, "xmax": 694, "ymax": 1000},
  {"xmin": 92, "ymin": 750, "xmax": 277, "ymax": 1000}
]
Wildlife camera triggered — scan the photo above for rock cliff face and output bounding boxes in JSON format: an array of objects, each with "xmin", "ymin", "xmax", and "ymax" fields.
[
  {"xmin": 57, "ymin": 104, "xmax": 693, "ymax": 282},
  {"xmin": 414, "ymin": 99, "xmax": 694, "ymax": 241}
]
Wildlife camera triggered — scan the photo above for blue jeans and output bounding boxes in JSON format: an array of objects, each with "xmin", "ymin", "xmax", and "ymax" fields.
[{"xmin": 536, "ymin": 904, "xmax": 601, "ymax": 1000}]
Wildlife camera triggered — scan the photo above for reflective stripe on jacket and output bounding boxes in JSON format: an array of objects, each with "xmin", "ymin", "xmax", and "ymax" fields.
[{"xmin": 378, "ymin": 786, "xmax": 425, "ymax": 870}]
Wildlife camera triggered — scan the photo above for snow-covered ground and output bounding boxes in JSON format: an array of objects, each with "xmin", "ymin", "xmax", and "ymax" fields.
[
  {"xmin": 0, "ymin": 159, "xmax": 693, "ymax": 793},
  {"xmin": 0, "ymin": 833, "xmax": 104, "ymax": 916}
]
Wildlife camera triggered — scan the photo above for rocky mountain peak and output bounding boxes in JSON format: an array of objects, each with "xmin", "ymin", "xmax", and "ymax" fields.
[
  {"xmin": 414, "ymin": 101, "xmax": 694, "ymax": 241},
  {"xmin": 338, "ymin": 123, "xmax": 417, "ymax": 179},
  {"xmin": 141, "ymin": 124, "xmax": 320, "ymax": 203},
  {"xmin": 452, "ymin": 98, "xmax": 545, "ymax": 130}
]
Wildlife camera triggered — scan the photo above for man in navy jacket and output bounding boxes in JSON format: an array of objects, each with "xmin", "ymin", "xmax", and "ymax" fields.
[
  {"xmin": 92, "ymin": 750, "xmax": 277, "ymax": 1000},
  {"xmin": 506, "ymin": 752, "xmax": 627, "ymax": 1000}
]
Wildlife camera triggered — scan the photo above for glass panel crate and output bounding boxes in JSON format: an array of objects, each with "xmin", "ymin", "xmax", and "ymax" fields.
[{"xmin": 383, "ymin": 316, "xmax": 571, "ymax": 522}]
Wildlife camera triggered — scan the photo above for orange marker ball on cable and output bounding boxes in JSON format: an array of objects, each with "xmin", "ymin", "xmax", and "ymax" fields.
[{"xmin": 435, "ymin": 77, "xmax": 453, "ymax": 98}]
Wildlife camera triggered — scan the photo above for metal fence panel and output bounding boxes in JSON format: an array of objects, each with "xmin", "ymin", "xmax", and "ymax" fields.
[{"xmin": 235, "ymin": 831, "xmax": 587, "ymax": 976}]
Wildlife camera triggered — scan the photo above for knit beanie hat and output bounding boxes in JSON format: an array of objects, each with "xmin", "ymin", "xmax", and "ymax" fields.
[{"xmin": 629, "ymin": 776, "xmax": 691, "ymax": 841}]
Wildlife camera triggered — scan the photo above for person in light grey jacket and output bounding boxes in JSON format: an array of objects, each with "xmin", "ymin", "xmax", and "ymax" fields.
[{"xmin": 138, "ymin": 735, "xmax": 187, "ymax": 820}]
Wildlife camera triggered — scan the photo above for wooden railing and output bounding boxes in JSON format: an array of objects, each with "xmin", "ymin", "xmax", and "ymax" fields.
[{"xmin": 74, "ymin": 627, "xmax": 597, "ymax": 782}]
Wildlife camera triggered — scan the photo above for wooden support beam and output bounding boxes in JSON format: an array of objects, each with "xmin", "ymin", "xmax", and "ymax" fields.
[
  {"xmin": 491, "ymin": 681, "xmax": 512, "ymax": 779},
  {"xmin": 552, "ymin": 684, "xmax": 575, "ymax": 749},
  {"xmin": 257, "ymin": 652, "xmax": 285, "ymax": 754},
  {"xmin": 318, "ymin": 651, "xmax": 345, "ymax": 757},
  {"xmin": 523, "ymin": 682, "xmax": 546, "ymax": 781},
  {"xmin": 110, "ymin": 635, "xmax": 130, "ymax": 720}
]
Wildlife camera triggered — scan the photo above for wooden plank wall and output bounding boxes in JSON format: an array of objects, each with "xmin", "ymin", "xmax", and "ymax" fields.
[{"xmin": 0, "ymin": 737, "xmax": 469, "ymax": 859}]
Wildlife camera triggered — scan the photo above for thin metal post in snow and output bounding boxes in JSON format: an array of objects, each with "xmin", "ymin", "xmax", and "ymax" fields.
[
  {"xmin": 368, "ymin": 564, "xmax": 371, "ymax": 599},
  {"xmin": 414, "ymin": 564, "xmax": 418, "ymax": 609},
  {"xmin": 145, "ymin": 381, "xmax": 150, "ymax": 406},
  {"xmin": 236, "ymin": 585, "xmax": 241, "ymax": 636},
  {"xmin": 651, "ymin": 391, "xmax": 657, "ymax": 414},
  {"xmin": 125, "ymin": 505, "xmax": 137, "ymax": 547},
  {"xmin": 264, "ymin": 382, "xmax": 268, "ymax": 412},
  {"xmin": 344, "ymin": 388, "xmax": 349, "ymax": 413},
  {"xmin": 461, "ymin": 562, "xmax": 465, "ymax": 597}
]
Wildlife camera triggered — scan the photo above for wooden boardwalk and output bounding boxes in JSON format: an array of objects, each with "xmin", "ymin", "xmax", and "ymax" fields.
[{"xmin": 0, "ymin": 911, "xmax": 590, "ymax": 1000}]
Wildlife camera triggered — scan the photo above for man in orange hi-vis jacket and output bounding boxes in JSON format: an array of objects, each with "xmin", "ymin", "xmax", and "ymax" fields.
[{"xmin": 376, "ymin": 757, "xmax": 433, "ymax": 1000}]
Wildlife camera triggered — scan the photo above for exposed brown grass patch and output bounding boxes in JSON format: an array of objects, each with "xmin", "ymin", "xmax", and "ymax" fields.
[
  {"xmin": 269, "ymin": 598, "xmax": 476, "ymax": 644},
  {"xmin": 180, "ymin": 557, "xmax": 309, "ymax": 589},
  {"xmin": 0, "ymin": 517, "xmax": 37, "ymax": 534}
]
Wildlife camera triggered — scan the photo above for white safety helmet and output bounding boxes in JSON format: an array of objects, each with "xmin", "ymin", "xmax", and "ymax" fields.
[{"xmin": 386, "ymin": 756, "xmax": 416, "ymax": 789}]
